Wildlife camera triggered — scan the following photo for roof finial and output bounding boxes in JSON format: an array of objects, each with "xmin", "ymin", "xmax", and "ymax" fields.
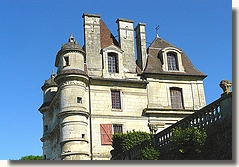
[
  {"xmin": 51, "ymin": 70, "xmax": 56, "ymax": 78},
  {"xmin": 155, "ymin": 25, "xmax": 160, "ymax": 38},
  {"xmin": 69, "ymin": 32, "xmax": 75, "ymax": 42}
]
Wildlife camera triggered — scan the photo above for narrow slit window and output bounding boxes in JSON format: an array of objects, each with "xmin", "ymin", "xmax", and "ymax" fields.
[{"xmin": 82, "ymin": 134, "xmax": 85, "ymax": 138}]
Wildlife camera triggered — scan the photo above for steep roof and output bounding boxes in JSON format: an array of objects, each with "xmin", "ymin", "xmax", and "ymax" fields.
[
  {"xmin": 144, "ymin": 37, "xmax": 206, "ymax": 77},
  {"xmin": 100, "ymin": 20, "xmax": 119, "ymax": 49}
]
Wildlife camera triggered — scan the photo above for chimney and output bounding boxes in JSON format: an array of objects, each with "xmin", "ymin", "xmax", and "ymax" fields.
[
  {"xmin": 116, "ymin": 18, "xmax": 136, "ymax": 73},
  {"xmin": 82, "ymin": 13, "xmax": 102, "ymax": 77},
  {"xmin": 135, "ymin": 23, "xmax": 147, "ymax": 71}
]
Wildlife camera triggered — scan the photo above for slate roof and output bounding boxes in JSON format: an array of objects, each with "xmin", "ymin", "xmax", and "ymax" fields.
[
  {"xmin": 100, "ymin": 20, "xmax": 119, "ymax": 49},
  {"xmin": 143, "ymin": 37, "xmax": 206, "ymax": 77},
  {"xmin": 41, "ymin": 71, "xmax": 57, "ymax": 90}
]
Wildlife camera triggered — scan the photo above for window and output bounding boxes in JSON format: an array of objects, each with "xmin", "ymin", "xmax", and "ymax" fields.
[
  {"xmin": 44, "ymin": 125, "xmax": 48, "ymax": 131},
  {"xmin": 108, "ymin": 53, "xmax": 118, "ymax": 73},
  {"xmin": 100, "ymin": 124, "xmax": 123, "ymax": 145},
  {"xmin": 111, "ymin": 90, "xmax": 121, "ymax": 109},
  {"xmin": 170, "ymin": 88, "xmax": 184, "ymax": 109},
  {"xmin": 64, "ymin": 56, "xmax": 69, "ymax": 66},
  {"xmin": 113, "ymin": 124, "xmax": 123, "ymax": 133},
  {"xmin": 77, "ymin": 97, "xmax": 82, "ymax": 103},
  {"xmin": 167, "ymin": 53, "xmax": 178, "ymax": 71},
  {"xmin": 82, "ymin": 134, "xmax": 85, "ymax": 138}
]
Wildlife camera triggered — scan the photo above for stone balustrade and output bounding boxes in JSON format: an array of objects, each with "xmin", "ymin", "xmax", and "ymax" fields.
[{"xmin": 154, "ymin": 91, "xmax": 232, "ymax": 149}]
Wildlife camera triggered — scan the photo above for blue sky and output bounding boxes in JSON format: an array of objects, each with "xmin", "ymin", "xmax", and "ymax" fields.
[{"xmin": 0, "ymin": 0, "xmax": 232, "ymax": 160}]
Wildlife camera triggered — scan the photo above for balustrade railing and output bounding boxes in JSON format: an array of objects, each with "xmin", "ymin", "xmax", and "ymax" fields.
[{"xmin": 154, "ymin": 92, "xmax": 231, "ymax": 148}]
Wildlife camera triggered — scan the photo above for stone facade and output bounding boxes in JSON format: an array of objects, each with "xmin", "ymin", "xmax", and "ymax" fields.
[{"xmin": 39, "ymin": 13, "xmax": 207, "ymax": 160}]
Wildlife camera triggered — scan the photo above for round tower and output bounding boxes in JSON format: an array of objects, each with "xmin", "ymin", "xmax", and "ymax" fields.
[
  {"xmin": 54, "ymin": 34, "xmax": 90, "ymax": 160},
  {"xmin": 39, "ymin": 71, "xmax": 58, "ymax": 160}
]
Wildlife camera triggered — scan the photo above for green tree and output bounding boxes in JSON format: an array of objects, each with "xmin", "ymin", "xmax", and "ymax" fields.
[
  {"xmin": 111, "ymin": 131, "xmax": 159, "ymax": 160},
  {"xmin": 19, "ymin": 155, "xmax": 43, "ymax": 160},
  {"xmin": 170, "ymin": 127, "xmax": 207, "ymax": 160},
  {"xmin": 141, "ymin": 146, "xmax": 159, "ymax": 160}
]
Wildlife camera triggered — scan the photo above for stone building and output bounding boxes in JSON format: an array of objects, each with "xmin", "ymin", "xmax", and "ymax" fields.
[{"xmin": 38, "ymin": 13, "xmax": 207, "ymax": 160}]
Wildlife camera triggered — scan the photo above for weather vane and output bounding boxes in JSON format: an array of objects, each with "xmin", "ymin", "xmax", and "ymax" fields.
[{"xmin": 155, "ymin": 25, "xmax": 160, "ymax": 37}]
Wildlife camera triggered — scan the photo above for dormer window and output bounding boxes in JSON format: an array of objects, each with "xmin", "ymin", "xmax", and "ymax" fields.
[
  {"xmin": 167, "ymin": 52, "xmax": 178, "ymax": 71},
  {"xmin": 160, "ymin": 47, "xmax": 185, "ymax": 72},
  {"xmin": 108, "ymin": 53, "xmax": 118, "ymax": 73}
]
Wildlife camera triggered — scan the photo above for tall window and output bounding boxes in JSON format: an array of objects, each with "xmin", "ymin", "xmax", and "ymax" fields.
[
  {"xmin": 111, "ymin": 90, "xmax": 121, "ymax": 109},
  {"xmin": 108, "ymin": 53, "xmax": 118, "ymax": 73},
  {"xmin": 167, "ymin": 53, "xmax": 178, "ymax": 71},
  {"xmin": 170, "ymin": 87, "xmax": 184, "ymax": 109}
]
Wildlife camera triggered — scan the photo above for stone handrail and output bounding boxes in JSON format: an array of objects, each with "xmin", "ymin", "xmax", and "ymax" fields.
[{"xmin": 154, "ymin": 92, "xmax": 232, "ymax": 148}]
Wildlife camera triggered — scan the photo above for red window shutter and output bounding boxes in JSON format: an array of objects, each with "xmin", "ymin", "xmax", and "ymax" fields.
[{"xmin": 100, "ymin": 124, "xmax": 113, "ymax": 145}]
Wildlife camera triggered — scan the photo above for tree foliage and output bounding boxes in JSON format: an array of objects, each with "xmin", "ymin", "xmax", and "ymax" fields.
[
  {"xmin": 141, "ymin": 146, "xmax": 159, "ymax": 160},
  {"xmin": 169, "ymin": 127, "xmax": 207, "ymax": 159},
  {"xmin": 19, "ymin": 155, "xmax": 43, "ymax": 160},
  {"xmin": 111, "ymin": 131, "xmax": 159, "ymax": 160}
]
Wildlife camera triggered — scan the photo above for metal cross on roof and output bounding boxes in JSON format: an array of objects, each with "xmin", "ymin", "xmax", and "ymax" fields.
[{"xmin": 155, "ymin": 25, "xmax": 160, "ymax": 37}]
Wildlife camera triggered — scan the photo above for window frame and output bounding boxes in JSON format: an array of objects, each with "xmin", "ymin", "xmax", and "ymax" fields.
[
  {"xmin": 108, "ymin": 52, "xmax": 119, "ymax": 73},
  {"xmin": 170, "ymin": 87, "xmax": 184, "ymax": 109},
  {"xmin": 167, "ymin": 52, "xmax": 179, "ymax": 71},
  {"xmin": 111, "ymin": 90, "xmax": 121, "ymax": 110},
  {"xmin": 113, "ymin": 124, "xmax": 123, "ymax": 133},
  {"xmin": 160, "ymin": 47, "xmax": 185, "ymax": 72}
]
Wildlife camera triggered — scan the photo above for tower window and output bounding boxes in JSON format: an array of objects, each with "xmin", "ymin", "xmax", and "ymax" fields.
[
  {"xmin": 64, "ymin": 56, "xmax": 69, "ymax": 66},
  {"xmin": 167, "ymin": 53, "xmax": 178, "ymax": 71},
  {"xmin": 82, "ymin": 134, "xmax": 85, "ymax": 138},
  {"xmin": 77, "ymin": 97, "xmax": 82, "ymax": 103},
  {"xmin": 170, "ymin": 87, "xmax": 184, "ymax": 109},
  {"xmin": 108, "ymin": 53, "xmax": 118, "ymax": 73},
  {"xmin": 111, "ymin": 90, "xmax": 121, "ymax": 109},
  {"xmin": 44, "ymin": 125, "xmax": 48, "ymax": 131}
]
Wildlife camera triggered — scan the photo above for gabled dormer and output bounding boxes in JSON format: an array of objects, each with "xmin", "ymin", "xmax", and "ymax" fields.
[
  {"xmin": 102, "ymin": 44, "xmax": 124, "ymax": 78},
  {"xmin": 158, "ymin": 47, "xmax": 185, "ymax": 72},
  {"xmin": 143, "ymin": 37, "xmax": 206, "ymax": 78}
]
